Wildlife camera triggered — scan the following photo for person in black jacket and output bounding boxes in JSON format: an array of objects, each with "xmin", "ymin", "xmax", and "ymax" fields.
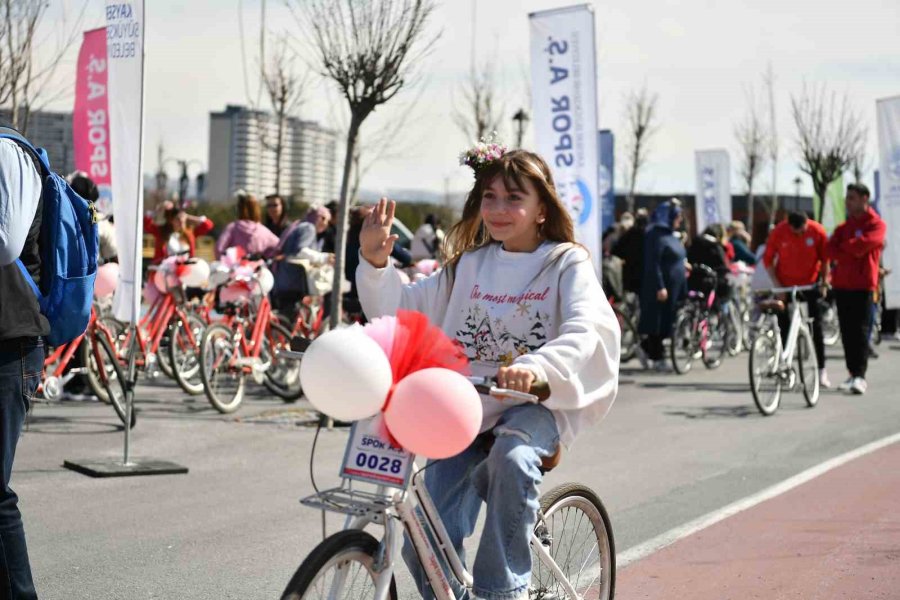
[
  {"xmin": 612, "ymin": 208, "xmax": 649, "ymax": 296},
  {"xmin": 687, "ymin": 224, "xmax": 732, "ymax": 303},
  {"xmin": 0, "ymin": 135, "xmax": 43, "ymax": 599}
]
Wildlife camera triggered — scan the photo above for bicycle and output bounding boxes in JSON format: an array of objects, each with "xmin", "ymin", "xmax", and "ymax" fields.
[
  {"xmin": 199, "ymin": 272, "xmax": 300, "ymax": 412},
  {"xmin": 609, "ymin": 292, "xmax": 640, "ymax": 364},
  {"xmin": 670, "ymin": 264, "xmax": 732, "ymax": 374},
  {"xmin": 279, "ymin": 372, "xmax": 615, "ymax": 600},
  {"xmin": 748, "ymin": 285, "xmax": 820, "ymax": 416},
  {"xmin": 39, "ymin": 303, "xmax": 133, "ymax": 427}
]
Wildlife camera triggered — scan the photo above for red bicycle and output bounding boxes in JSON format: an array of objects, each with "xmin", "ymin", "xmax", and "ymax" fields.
[
  {"xmin": 199, "ymin": 270, "xmax": 300, "ymax": 413},
  {"xmin": 41, "ymin": 304, "xmax": 133, "ymax": 427}
]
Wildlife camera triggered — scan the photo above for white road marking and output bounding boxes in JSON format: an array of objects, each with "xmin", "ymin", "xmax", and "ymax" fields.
[{"xmin": 617, "ymin": 430, "xmax": 900, "ymax": 568}]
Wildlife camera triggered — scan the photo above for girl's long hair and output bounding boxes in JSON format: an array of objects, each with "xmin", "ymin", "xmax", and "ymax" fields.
[
  {"xmin": 442, "ymin": 150, "xmax": 578, "ymax": 282},
  {"xmin": 160, "ymin": 208, "xmax": 195, "ymax": 253}
]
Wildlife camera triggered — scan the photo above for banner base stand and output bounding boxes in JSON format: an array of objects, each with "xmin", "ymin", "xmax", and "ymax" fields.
[{"xmin": 63, "ymin": 457, "xmax": 188, "ymax": 478}]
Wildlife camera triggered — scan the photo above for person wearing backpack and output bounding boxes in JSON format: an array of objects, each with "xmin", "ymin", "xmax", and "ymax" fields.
[{"xmin": 0, "ymin": 136, "xmax": 44, "ymax": 600}]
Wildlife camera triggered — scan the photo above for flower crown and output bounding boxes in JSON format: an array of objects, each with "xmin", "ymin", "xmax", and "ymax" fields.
[{"xmin": 458, "ymin": 133, "xmax": 508, "ymax": 175}]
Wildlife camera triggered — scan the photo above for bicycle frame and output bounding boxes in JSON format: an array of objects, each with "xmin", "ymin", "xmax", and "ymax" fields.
[
  {"xmin": 764, "ymin": 285, "xmax": 817, "ymax": 369},
  {"xmin": 305, "ymin": 465, "xmax": 581, "ymax": 600}
]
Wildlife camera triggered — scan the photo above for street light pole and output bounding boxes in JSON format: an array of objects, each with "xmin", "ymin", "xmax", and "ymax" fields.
[{"xmin": 512, "ymin": 109, "xmax": 529, "ymax": 149}]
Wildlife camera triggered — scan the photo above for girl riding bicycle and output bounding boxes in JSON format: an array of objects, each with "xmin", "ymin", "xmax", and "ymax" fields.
[{"xmin": 357, "ymin": 146, "xmax": 620, "ymax": 600}]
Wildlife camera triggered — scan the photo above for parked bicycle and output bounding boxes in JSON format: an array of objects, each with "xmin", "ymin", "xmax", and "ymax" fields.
[
  {"xmin": 748, "ymin": 285, "xmax": 820, "ymax": 416},
  {"xmin": 670, "ymin": 264, "xmax": 735, "ymax": 374},
  {"xmin": 279, "ymin": 372, "xmax": 615, "ymax": 600},
  {"xmin": 199, "ymin": 264, "xmax": 301, "ymax": 412}
]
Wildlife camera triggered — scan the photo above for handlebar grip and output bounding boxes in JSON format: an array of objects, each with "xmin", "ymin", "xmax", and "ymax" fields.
[{"xmin": 530, "ymin": 381, "xmax": 551, "ymax": 402}]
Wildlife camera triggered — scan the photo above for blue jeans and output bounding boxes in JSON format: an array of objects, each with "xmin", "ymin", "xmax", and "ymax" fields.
[
  {"xmin": 0, "ymin": 337, "xmax": 41, "ymax": 600},
  {"xmin": 402, "ymin": 403, "xmax": 560, "ymax": 600}
]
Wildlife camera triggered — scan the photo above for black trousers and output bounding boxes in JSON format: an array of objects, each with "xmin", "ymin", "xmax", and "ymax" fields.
[
  {"xmin": 642, "ymin": 334, "xmax": 666, "ymax": 361},
  {"xmin": 834, "ymin": 290, "xmax": 873, "ymax": 378},
  {"xmin": 777, "ymin": 291, "xmax": 825, "ymax": 369}
]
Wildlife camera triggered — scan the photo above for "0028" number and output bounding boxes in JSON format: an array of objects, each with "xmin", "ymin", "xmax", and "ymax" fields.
[{"xmin": 355, "ymin": 452, "xmax": 403, "ymax": 474}]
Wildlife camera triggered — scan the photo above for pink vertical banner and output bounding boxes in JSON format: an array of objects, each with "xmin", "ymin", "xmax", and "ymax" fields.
[{"xmin": 73, "ymin": 28, "xmax": 113, "ymax": 214}]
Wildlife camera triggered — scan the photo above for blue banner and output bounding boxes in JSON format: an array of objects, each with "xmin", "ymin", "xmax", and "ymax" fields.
[{"xmin": 598, "ymin": 130, "xmax": 614, "ymax": 236}]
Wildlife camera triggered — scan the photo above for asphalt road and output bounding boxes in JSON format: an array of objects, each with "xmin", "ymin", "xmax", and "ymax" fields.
[{"xmin": 16, "ymin": 340, "xmax": 900, "ymax": 599}]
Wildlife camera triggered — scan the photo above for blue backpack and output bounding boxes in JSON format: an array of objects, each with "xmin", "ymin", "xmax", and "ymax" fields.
[{"xmin": 0, "ymin": 128, "xmax": 99, "ymax": 347}]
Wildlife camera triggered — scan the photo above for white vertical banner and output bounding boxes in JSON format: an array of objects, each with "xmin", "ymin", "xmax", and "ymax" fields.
[
  {"xmin": 530, "ymin": 4, "xmax": 600, "ymax": 269},
  {"xmin": 694, "ymin": 149, "xmax": 732, "ymax": 234},
  {"xmin": 877, "ymin": 95, "xmax": 900, "ymax": 309},
  {"xmin": 106, "ymin": 1, "xmax": 146, "ymax": 323}
]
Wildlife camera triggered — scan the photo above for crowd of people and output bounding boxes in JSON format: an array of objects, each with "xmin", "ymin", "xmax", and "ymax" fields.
[{"xmin": 602, "ymin": 182, "xmax": 893, "ymax": 394}]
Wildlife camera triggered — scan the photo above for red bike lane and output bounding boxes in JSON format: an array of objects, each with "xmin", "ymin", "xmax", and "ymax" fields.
[{"xmin": 617, "ymin": 440, "xmax": 900, "ymax": 599}]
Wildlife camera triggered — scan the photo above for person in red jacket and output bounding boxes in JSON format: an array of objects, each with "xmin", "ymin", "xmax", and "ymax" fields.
[
  {"xmin": 826, "ymin": 183, "xmax": 887, "ymax": 395},
  {"xmin": 144, "ymin": 200, "xmax": 214, "ymax": 264},
  {"xmin": 763, "ymin": 211, "xmax": 831, "ymax": 387}
]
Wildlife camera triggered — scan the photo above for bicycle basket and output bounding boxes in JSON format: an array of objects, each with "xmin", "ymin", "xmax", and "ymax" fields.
[{"xmin": 688, "ymin": 263, "xmax": 718, "ymax": 295}]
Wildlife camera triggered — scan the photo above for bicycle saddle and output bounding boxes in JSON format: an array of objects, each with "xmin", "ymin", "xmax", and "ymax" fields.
[{"xmin": 758, "ymin": 299, "xmax": 785, "ymax": 313}]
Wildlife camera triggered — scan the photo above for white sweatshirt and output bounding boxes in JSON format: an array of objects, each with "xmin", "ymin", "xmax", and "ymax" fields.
[{"xmin": 356, "ymin": 241, "xmax": 620, "ymax": 447}]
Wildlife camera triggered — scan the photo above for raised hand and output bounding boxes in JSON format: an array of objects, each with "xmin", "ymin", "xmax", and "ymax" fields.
[{"xmin": 360, "ymin": 198, "xmax": 400, "ymax": 269}]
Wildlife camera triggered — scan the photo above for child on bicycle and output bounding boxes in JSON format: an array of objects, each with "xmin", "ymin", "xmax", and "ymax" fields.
[{"xmin": 357, "ymin": 146, "xmax": 620, "ymax": 600}]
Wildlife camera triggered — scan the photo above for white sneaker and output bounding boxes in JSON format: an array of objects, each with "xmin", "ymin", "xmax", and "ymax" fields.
[
  {"xmin": 818, "ymin": 369, "xmax": 831, "ymax": 389},
  {"xmin": 838, "ymin": 377, "xmax": 854, "ymax": 391},
  {"xmin": 850, "ymin": 377, "xmax": 867, "ymax": 395}
]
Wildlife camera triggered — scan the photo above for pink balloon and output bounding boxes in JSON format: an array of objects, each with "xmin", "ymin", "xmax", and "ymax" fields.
[
  {"xmin": 143, "ymin": 279, "xmax": 161, "ymax": 305},
  {"xmin": 416, "ymin": 259, "xmax": 439, "ymax": 277},
  {"xmin": 220, "ymin": 282, "xmax": 251, "ymax": 304},
  {"xmin": 94, "ymin": 263, "xmax": 119, "ymax": 298},
  {"xmin": 153, "ymin": 270, "xmax": 167, "ymax": 293},
  {"xmin": 384, "ymin": 368, "xmax": 482, "ymax": 459},
  {"xmin": 363, "ymin": 315, "xmax": 398, "ymax": 359}
]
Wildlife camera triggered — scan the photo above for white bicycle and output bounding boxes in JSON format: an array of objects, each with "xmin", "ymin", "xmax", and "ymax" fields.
[
  {"xmin": 748, "ymin": 285, "xmax": 820, "ymax": 416},
  {"xmin": 279, "ymin": 362, "xmax": 615, "ymax": 600}
]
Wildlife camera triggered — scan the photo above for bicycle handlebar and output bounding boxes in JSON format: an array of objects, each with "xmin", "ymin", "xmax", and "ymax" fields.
[
  {"xmin": 762, "ymin": 284, "xmax": 818, "ymax": 294},
  {"xmin": 466, "ymin": 375, "xmax": 550, "ymax": 403}
]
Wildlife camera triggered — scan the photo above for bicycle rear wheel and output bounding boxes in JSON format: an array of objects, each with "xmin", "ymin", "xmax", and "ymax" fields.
[
  {"xmin": 749, "ymin": 330, "xmax": 782, "ymax": 416},
  {"xmin": 614, "ymin": 306, "xmax": 639, "ymax": 363},
  {"xmin": 280, "ymin": 530, "xmax": 397, "ymax": 600},
  {"xmin": 90, "ymin": 332, "xmax": 136, "ymax": 428},
  {"xmin": 796, "ymin": 325, "xmax": 819, "ymax": 408},
  {"xmin": 263, "ymin": 322, "xmax": 303, "ymax": 402},
  {"xmin": 532, "ymin": 483, "xmax": 615, "ymax": 600},
  {"xmin": 169, "ymin": 312, "xmax": 207, "ymax": 395},
  {"xmin": 670, "ymin": 309, "xmax": 697, "ymax": 374},
  {"xmin": 200, "ymin": 323, "xmax": 245, "ymax": 413},
  {"xmin": 702, "ymin": 311, "xmax": 728, "ymax": 369}
]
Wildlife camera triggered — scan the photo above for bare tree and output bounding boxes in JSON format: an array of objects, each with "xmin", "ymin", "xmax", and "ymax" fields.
[
  {"xmin": 763, "ymin": 65, "xmax": 779, "ymax": 227},
  {"xmin": 259, "ymin": 36, "xmax": 307, "ymax": 196},
  {"xmin": 0, "ymin": 1, "xmax": 86, "ymax": 134},
  {"xmin": 288, "ymin": 0, "xmax": 439, "ymax": 327},
  {"xmin": 735, "ymin": 87, "xmax": 767, "ymax": 235},
  {"xmin": 850, "ymin": 125, "xmax": 870, "ymax": 183},
  {"xmin": 622, "ymin": 86, "xmax": 659, "ymax": 213},
  {"xmin": 791, "ymin": 83, "xmax": 866, "ymax": 219},
  {"xmin": 453, "ymin": 62, "xmax": 503, "ymax": 143}
]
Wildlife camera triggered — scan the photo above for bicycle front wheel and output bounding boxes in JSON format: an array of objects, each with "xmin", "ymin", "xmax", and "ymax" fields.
[
  {"xmin": 796, "ymin": 325, "xmax": 819, "ymax": 408},
  {"xmin": 671, "ymin": 309, "xmax": 696, "ymax": 374},
  {"xmin": 200, "ymin": 323, "xmax": 245, "ymax": 413},
  {"xmin": 263, "ymin": 322, "xmax": 303, "ymax": 402},
  {"xmin": 280, "ymin": 530, "xmax": 397, "ymax": 600},
  {"xmin": 532, "ymin": 483, "xmax": 615, "ymax": 600},
  {"xmin": 749, "ymin": 331, "xmax": 782, "ymax": 416}
]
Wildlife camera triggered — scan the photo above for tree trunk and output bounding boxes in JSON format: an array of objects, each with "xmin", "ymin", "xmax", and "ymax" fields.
[
  {"xmin": 814, "ymin": 181, "xmax": 827, "ymax": 222},
  {"xmin": 274, "ymin": 107, "xmax": 285, "ymax": 196},
  {"xmin": 747, "ymin": 184, "xmax": 754, "ymax": 238},
  {"xmin": 328, "ymin": 112, "xmax": 363, "ymax": 329}
]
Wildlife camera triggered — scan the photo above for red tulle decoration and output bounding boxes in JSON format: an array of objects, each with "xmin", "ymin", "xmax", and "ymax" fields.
[{"xmin": 389, "ymin": 310, "xmax": 470, "ymax": 381}]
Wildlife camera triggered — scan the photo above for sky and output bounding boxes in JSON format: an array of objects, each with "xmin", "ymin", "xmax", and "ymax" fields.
[{"xmin": 37, "ymin": 0, "xmax": 900, "ymax": 199}]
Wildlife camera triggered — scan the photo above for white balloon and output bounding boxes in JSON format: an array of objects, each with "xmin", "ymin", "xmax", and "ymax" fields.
[
  {"xmin": 299, "ymin": 326, "xmax": 393, "ymax": 421},
  {"xmin": 208, "ymin": 262, "xmax": 231, "ymax": 287},
  {"xmin": 180, "ymin": 259, "xmax": 210, "ymax": 288},
  {"xmin": 256, "ymin": 267, "xmax": 274, "ymax": 295}
]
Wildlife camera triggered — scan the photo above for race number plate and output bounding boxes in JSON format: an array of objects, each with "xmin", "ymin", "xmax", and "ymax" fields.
[{"xmin": 340, "ymin": 417, "xmax": 414, "ymax": 488}]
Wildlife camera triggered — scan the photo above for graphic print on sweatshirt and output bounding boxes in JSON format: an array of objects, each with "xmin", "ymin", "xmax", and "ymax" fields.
[{"xmin": 455, "ymin": 283, "xmax": 552, "ymax": 365}]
